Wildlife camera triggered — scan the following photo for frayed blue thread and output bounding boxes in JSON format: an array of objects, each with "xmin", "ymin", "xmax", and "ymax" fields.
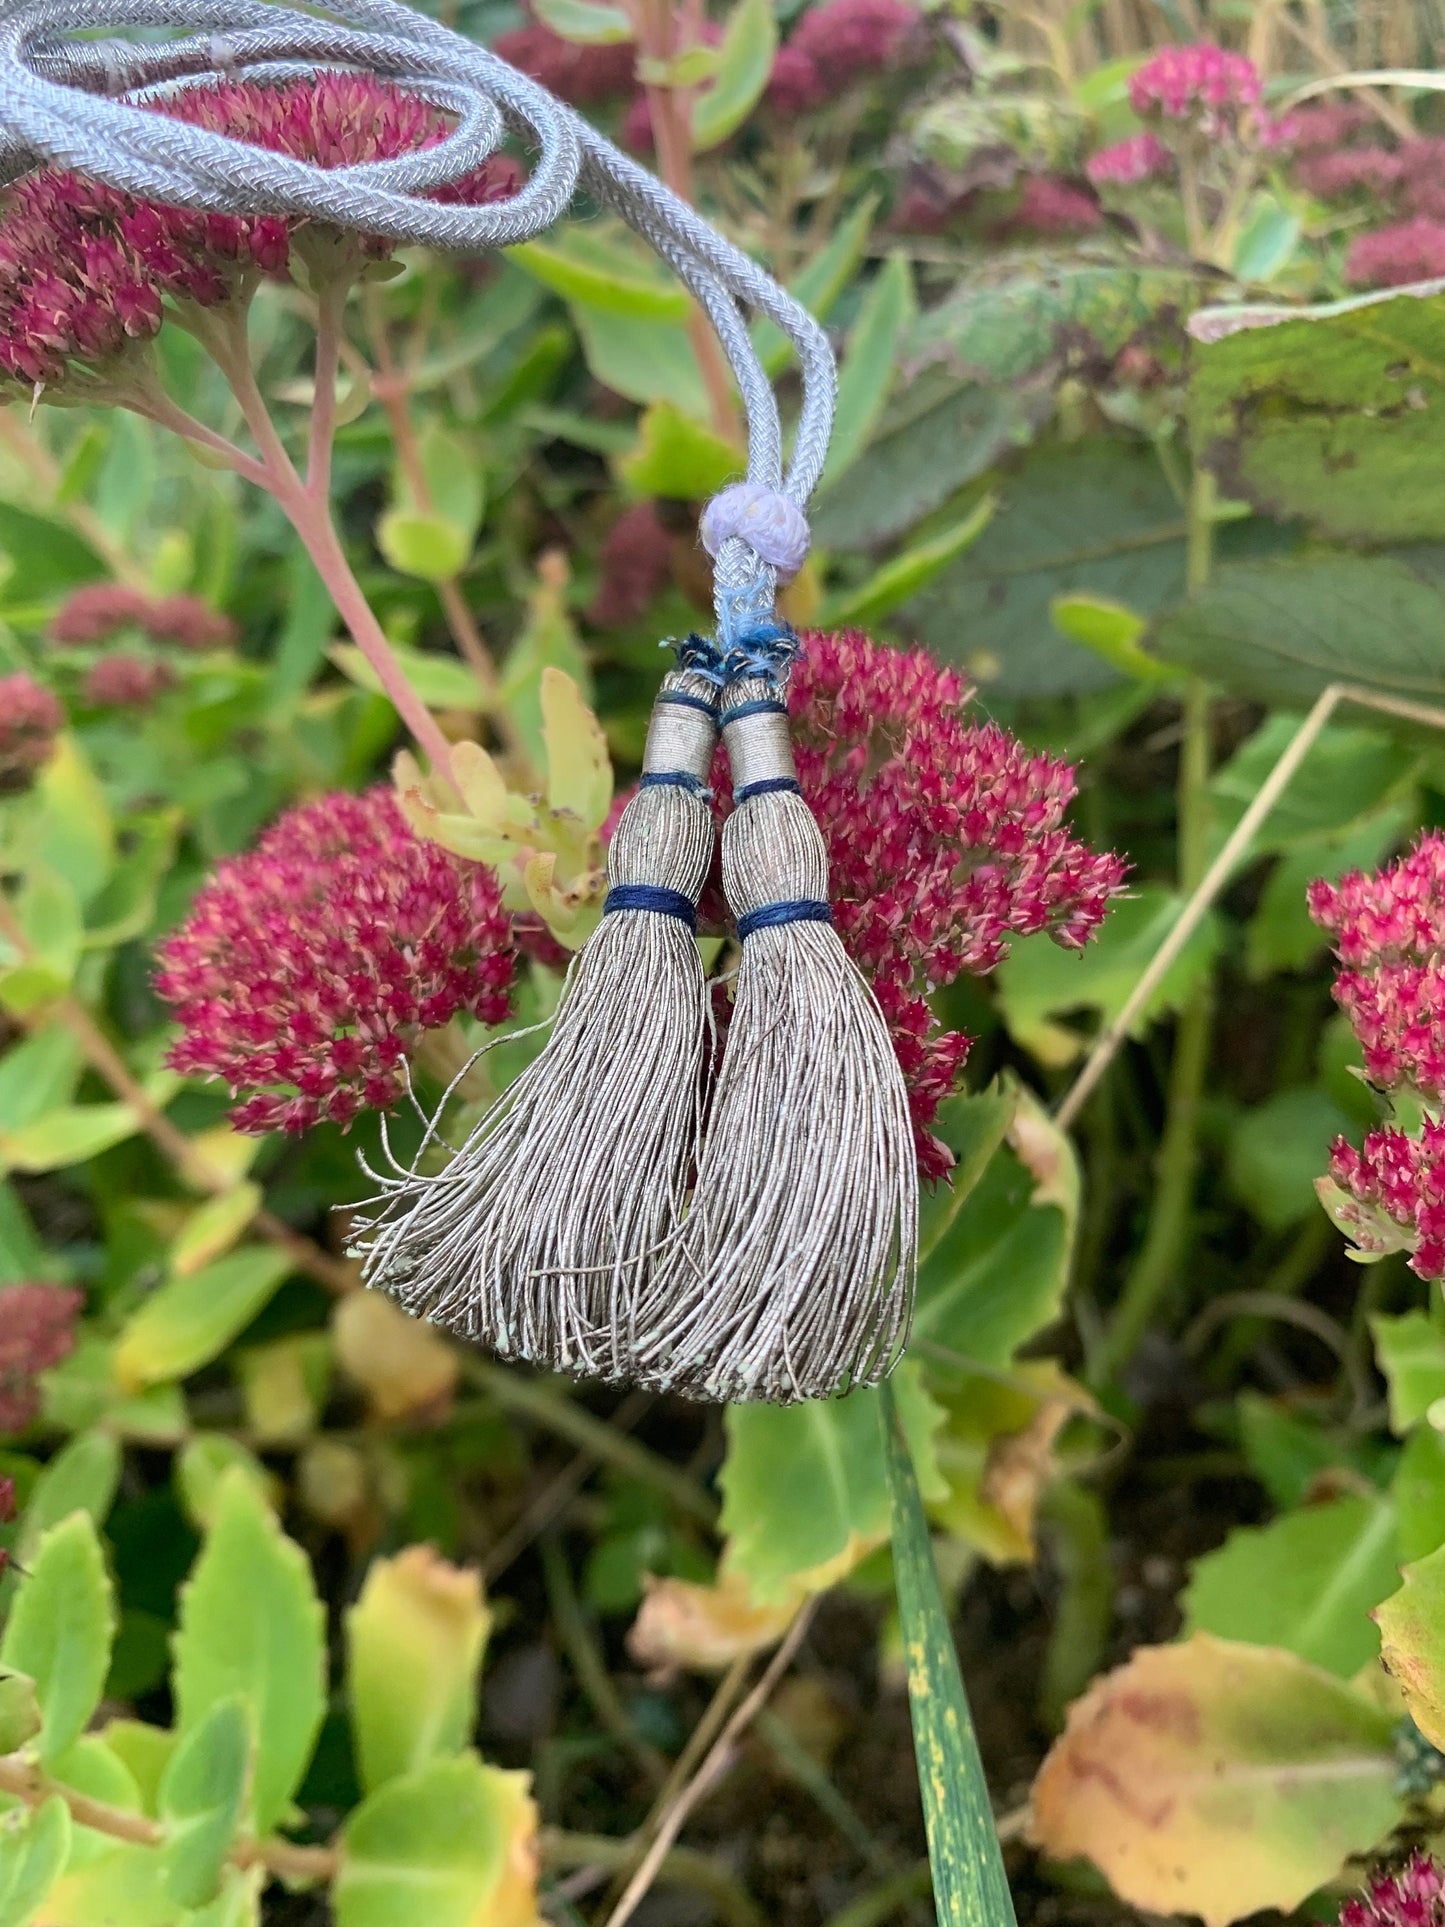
[
  {"xmin": 716, "ymin": 584, "xmax": 799, "ymax": 683},
  {"xmin": 604, "ymin": 884, "xmax": 698, "ymax": 931},
  {"xmin": 734, "ymin": 776, "xmax": 798, "ymax": 802},
  {"xmin": 665, "ymin": 633, "xmax": 727, "ymax": 686},
  {"xmin": 736, "ymin": 898, "xmax": 832, "ymax": 940},
  {"xmin": 640, "ymin": 771, "xmax": 712, "ymax": 799}
]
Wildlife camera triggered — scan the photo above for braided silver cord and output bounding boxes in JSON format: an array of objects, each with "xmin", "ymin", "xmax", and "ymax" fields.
[{"xmin": 0, "ymin": 0, "xmax": 836, "ymax": 617}]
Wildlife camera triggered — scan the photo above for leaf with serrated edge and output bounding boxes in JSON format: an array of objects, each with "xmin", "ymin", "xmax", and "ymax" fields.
[
  {"xmin": 1376, "ymin": 1538, "xmax": 1445, "ymax": 1749},
  {"xmin": 172, "ymin": 1470, "xmax": 325, "ymax": 1834},
  {"xmin": 541, "ymin": 670, "xmax": 612, "ymax": 832},
  {"xmin": 0, "ymin": 1513, "xmax": 114, "ymax": 1761},
  {"xmin": 1031, "ymin": 1635, "xmax": 1401, "ymax": 1927}
]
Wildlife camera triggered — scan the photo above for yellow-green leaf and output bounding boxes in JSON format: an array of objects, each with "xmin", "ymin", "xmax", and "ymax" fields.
[
  {"xmin": 617, "ymin": 401, "xmax": 741, "ymax": 500},
  {"xmin": 329, "ymin": 641, "xmax": 483, "ymax": 714},
  {"xmin": 376, "ymin": 510, "xmax": 472, "ymax": 585},
  {"xmin": 0, "ymin": 1513, "xmax": 115, "ymax": 1761},
  {"xmin": 0, "ymin": 1797, "xmax": 72, "ymax": 1927},
  {"xmin": 335, "ymin": 1756, "xmax": 541, "ymax": 1927},
  {"xmin": 159, "ymin": 1698, "xmax": 251, "ymax": 1909},
  {"xmin": 170, "ymin": 1185, "xmax": 263, "ymax": 1278},
  {"xmin": 1376, "ymin": 1537, "xmax": 1445, "ymax": 1749},
  {"xmin": 347, "ymin": 1547, "xmax": 491, "ymax": 1792},
  {"xmin": 540, "ymin": 670, "xmax": 612, "ymax": 831},
  {"xmin": 529, "ymin": 0, "xmax": 631, "ymax": 45},
  {"xmin": 114, "ymin": 1246, "xmax": 292, "ymax": 1391},
  {"xmin": 0, "ymin": 1103, "xmax": 141, "ymax": 1173},
  {"xmin": 173, "ymin": 1471, "xmax": 325, "ymax": 1834},
  {"xmin": 691, "ymin": 0, "xmax": 777, "ymax": 150}
]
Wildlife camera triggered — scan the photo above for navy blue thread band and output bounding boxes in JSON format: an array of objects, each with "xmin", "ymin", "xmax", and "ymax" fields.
[
  {"xmin": 657, "ymin": 690, "xmax": 719, "ymax": 719},
  {"xmin": 737, "ymin": 898, "xmax": 832, "ymax": 940},
  {"xmin": 735, "ymin": 776, "xmax": 799, "ymax": 802},
  {"xmin": 721, "ymin": 697, "xmax": 788, "ymax": 727},
  {"xmin": 604, "ymin": 884, "xmax": 698, "ymax": 930},
  {"xmin": 641, "ymin": 771, "xmax": 711, "ymax": 798}
]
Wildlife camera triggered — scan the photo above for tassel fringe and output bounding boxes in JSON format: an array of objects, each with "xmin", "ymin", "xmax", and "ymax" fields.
[
  {"xmin": 634, "ymin": 681, "xmax": 918, "ymax": 1403},
  {"xmin": 353, "ymin": 675, "xmax": 719, "ymax": 1379}
]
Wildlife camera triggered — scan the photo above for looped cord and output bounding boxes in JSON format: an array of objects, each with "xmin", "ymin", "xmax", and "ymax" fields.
[
  {"xmin": 700, "ymin": 482, "xmax": 810, "ymax": 581},
  {"xmin": 0, "ymin": 0, "xmax": 836, "ymax": 632}
]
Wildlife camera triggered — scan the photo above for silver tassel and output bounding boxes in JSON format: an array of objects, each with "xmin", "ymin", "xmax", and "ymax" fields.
[
  {"xmin": 354, "ymin": 669, "xmax": 720, "ymax": 1380},
  {"xmin": 633, "ymin": 675, "xmax": 918, "ymax": 1404}
]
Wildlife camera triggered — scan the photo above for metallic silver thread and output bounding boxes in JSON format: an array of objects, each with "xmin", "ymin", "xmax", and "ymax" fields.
[
  {"xmin": 355, "ymin": 672, "xmax": 719, "ymax": 1378},
  {"xmin": 0, "ymin": 0, "xmax": 920, "ymax": 1399},
  {"xmin": 632, "ymin": 681, "xmax": 918, "ymax": 1403}
]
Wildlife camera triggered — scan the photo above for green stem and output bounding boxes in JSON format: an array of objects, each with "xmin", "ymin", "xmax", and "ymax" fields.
[
  {"xmin": 1093, "ymin": 467, "xmax": 1216, "ymax": 1388},
  {"xmin": 1037, "ymin": 1480, "xmax": 1113, "ymax": 1731},
  {"xmin": 461, "ymin": 1358, "xmax": 717, "ymax": 1525},
  {"xmin": 539, "ymin": 1531, "xmax": 668, "ymax": 1789},
  {"xmin": 881, "ymin": 1384, "xmax": 1016, "ymax": 1927},
  {"xmin": 824, "ymin": 1863, "xmax": 936, "ymax": 1927}
]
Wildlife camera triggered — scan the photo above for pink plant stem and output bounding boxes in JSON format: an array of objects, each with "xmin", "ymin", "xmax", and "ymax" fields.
[
  {"xmin": 207, "ymin": 308, "xmax": 460, "ymax": 789},
  {"xmin": 307, "ymin": 279, "xmax": 346, "ymax": 504}
]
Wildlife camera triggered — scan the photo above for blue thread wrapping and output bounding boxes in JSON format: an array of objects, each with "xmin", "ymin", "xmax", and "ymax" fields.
[
  {"xmin": 604, "ymin": 884, "xmax": 698, "ymax": 930},
  {"xmin": 665, "ymin": 632, "xmax": 727, "ymax": 686},
  {"xmin": 658, "ymin": 689, "xmax": 719, "ymax": 719},
  {"xmin": 640, "ymin": 770, "xmax": 712, "ymax": 799},
  {"xmin": 737, "ymin": 898, "xmax": 832, "ymax": 941},
  {"xmin": 721, "ymin": 696, "xmax": 787, "ymax": 727},
  {"xmin": 734, "ymin": 776, "xmax": 799, "ymax": 802}
]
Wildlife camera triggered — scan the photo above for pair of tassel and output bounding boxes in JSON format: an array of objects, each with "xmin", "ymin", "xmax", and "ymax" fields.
[{"xmin": 356, "ymin": 641, "xmax": 917, "ymax": 1404}]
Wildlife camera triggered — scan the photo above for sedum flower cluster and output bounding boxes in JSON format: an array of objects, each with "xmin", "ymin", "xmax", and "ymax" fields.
[
  {"xmin": 155, "ymin": 788, "xmax": 516, "ymax": 1134},
  {"xmin": 0, "ymin": 1283, "xmax": 82, "ymax": 1434},
  {"xmin": 1311, "ymin": 833, "xmax": 1445, "ymax": 1282},
  {"xmin": 157, "ymin": 632, "xmax": 1124, "ymax": 1176},
  {"xmin": 0, "ymin": 74, "xmax": 519, "ymax": 393}
]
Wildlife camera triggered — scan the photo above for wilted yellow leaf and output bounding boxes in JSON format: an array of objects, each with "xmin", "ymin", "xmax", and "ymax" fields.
[
  {"xmin": 1031, "ymin": 1635, "xmax": 1400, "ymax": 1927},
  {"xmin": 627, "ymin": 1571, "xmax": 797, "ymax": 1678},
  {"xmin": 334, "ymin": 1291, "xmax": 458, "ymax": 1422}
]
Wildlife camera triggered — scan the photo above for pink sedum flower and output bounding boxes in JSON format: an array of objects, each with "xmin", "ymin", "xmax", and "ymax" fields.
[
  {"xmin": 493, "ymin": 20, "xmax": 636, "ymax": 106},
  {"xmin": 1012, "ymin": 175, "xmax": 1102, "ymax": 236},
  {"xmin": 155, "ymin": 787, "xmax": 516, "ymax": 1134},
  {"xmin": 1329, "ymin": 1126, "xmax": 1445, "ymax": 1282},
  {"xmin": 1086, "ymin": 132, "xmax": 1173, "ymax": 186},
  {"xmin": 788, "ymin": 0, "xmax": 920, "ymax": 86},
  {"xmin": 0, "ymin": 1284, "xmax": 82, "ymax": 1434},
  {"xmin": 1276, "ymin": 99, "xmax": 1376, "ymax": 152},
  {"xmin": 0, "ymin": 673, "xmax": 63, "ymax": 792},
  {"xmin": 765, "ymin": 44, "xmax": 829, "ymax": 115},
  {"xmin": 50, "ymin": 582, "xmax": 154, "ymax": 645},
  {"xmin": 588, "ymin": 502, "xmax": 675, "ymax": 629},
  {"xmin": 82, "ymin": 653, "xmax": 175, "ymax": 708},
  {"xmin": 1295, "ymin": 146, "xmax": 1404, "ymax": 202},
  {"xmin": 1128, "ymin": 41, "xmax": 1261, "ymax": 123},
  {"xmin": 0, "ymin": 75, "xmax": 521, "ymax": 391},
  {"xmin": 1344, "ymin": 216, "xmax": 1445, "ymax": 288},
  {"xmin": 1340, "ymin": 1852, "xmax": 1445, "ymax": 1927},
  {"xmin": 1310, "ymin": 833, "xmax": 1445, "ymax": 1101},
  {"xmin": 710, "ymin": 630, "xmax": 1127, "ymax": 1177}
]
